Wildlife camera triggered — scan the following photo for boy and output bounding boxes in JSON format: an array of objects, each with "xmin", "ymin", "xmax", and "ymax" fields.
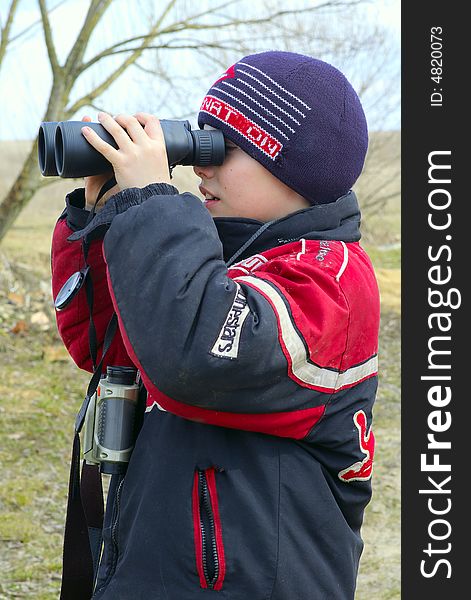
[{"xmin": 51, "ymin": 51, "xmax": 380, "ymax": 599}]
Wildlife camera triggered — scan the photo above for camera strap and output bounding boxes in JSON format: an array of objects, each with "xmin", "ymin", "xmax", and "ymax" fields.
[
  {"xmin": 78, "ymin": 177, "xmax": 117, "ymax": 370},
  {"xmin": 60, "ymin": 193, "xmax": 119, "ymax": 600},
  {"xmin": 60, "ymin": 313, "xmax": 118, "ymax": 600}
]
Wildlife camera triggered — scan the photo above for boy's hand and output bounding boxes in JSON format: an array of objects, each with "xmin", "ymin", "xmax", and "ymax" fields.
[
  {"xmin": 81, "ymin": 115, "xmax": 118, "ymax": 211},
  {"xmin": 81, "ymin": 112, "xmax": 171, "ymax": 200}
]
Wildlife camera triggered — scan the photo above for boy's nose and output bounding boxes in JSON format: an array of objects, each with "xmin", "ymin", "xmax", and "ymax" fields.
[{"xmin": 193, "ymin": 164, "xmax": 216, "ymax": 179}]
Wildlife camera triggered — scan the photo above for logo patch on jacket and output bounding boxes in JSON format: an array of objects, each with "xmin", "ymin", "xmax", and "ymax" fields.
[
  {"xmin": 211, "ymin": 284, "xmax": 250, "ymax": 360},
  {"xmin": 338, "ymin": 410, "xmax": 375, "ymax": 482},
  {"xmin": 229, "ymin": 253, "xmax": 268, "ymax": 276}
]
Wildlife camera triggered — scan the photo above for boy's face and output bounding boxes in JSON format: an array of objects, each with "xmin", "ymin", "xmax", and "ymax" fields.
[{"xmin": 193, "ymin": 136, "xmax": 310, "ymax": 222}]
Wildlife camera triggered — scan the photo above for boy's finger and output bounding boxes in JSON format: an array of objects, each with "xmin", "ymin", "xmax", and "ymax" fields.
[
  {"xmin": 133, "ymin": 113, "xmax": 165, "ymax": 142},
  {"xmin": 133, "ymin": 112, "xmax": 154, "ymax": 123},
  {"xmin": 97, "ymin": 111, "xmax": 132, "ymax": 150},
  {"xmin": 114, "ymin": 114, "xmax": 147, "ymax": 144},
  {"xmin": 81, "ymin": 126, "xmax": 120, "ymax": 162}
]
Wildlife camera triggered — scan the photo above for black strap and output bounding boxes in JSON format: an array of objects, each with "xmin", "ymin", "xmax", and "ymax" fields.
[
  {"xmin": 81, "ymin": 177, "xmax": 117, "ymax": 371},
  {"xmin": 60, "ymin": 177, "xmax": 122, "ymax": 598},
  {"xmin": 75, "ymin": 313, "xmax": 118, "ymax": 434},
  {"xmin": 81, "ymin": 210, "xmax": 96, "ymax": 369},
  {"xmin": 60, "ymin": 311, "xmax": 118, "ymax": 599},
  {"xmin": 225, "ymin": 219, "xmax": 276, "ymax": 267},
  {"xmin": 81, "ymin": 462, "xmax": 105, "ymax": 581},
  {"xmin": 60, "ymin": 434, "xmax": 96, "ymax": 600},
  {"xmin": 96, "ymin": 177, "xmax": 117, "ymax": 203}
]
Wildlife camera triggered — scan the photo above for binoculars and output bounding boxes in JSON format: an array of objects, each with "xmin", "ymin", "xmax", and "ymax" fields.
[
  {"xmin": 82, "ymin": 365, "xmax": 141, "ymax": 475},
  {"xmin": 38, "ymin": 119, "xmax": 225, "ymax": 178}
]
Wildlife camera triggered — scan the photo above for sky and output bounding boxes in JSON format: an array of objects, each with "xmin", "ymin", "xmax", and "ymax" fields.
[{"xmin": 0, "ymin": 0, "xmax": 400, "ymax": 141}]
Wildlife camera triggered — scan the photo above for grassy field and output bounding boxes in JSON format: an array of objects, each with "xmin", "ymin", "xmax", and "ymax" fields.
[{"xmin": 0, "ymin": 137, "xmax": 400, "ymax": 599}]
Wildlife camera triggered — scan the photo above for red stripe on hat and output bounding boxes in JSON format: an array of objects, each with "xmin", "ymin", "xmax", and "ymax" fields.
[{"xmin": 200, "ymin": 95, "xmax": 282, "ymax": 159}]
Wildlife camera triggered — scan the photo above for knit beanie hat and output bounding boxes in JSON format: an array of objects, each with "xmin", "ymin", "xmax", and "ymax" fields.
[{"xmin": 198, "ymin": 51, "xmax": 368, "ymax": 205}]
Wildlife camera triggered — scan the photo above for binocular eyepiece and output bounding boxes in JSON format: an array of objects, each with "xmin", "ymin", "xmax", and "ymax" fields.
[{"xmin": 38, "ymin": 119, "xmax": 225, "ymax": 178}]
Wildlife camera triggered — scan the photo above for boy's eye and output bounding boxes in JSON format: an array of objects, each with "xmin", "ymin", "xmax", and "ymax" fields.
[{"xmin": 224, "ymin": 139, "xmax": 237, "ymax": 150}]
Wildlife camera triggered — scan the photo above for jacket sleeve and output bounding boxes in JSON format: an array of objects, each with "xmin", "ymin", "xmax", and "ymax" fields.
[
  {"xmin": 102, "ymin": 187, "xmax": 379, "ymax": 439},
  {"xmin": 51, "ymin": 189, "xmax": 133, "ymax": 373}
]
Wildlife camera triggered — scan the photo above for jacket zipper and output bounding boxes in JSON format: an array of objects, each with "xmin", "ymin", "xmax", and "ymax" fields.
[
  {"xmin": 193, "ymin": 467, "xmax": 226, "ymax": 590},
  {"xmin": 111, "ymin": 477, "xmax": 125, "ymax": 550},
  {"xmin": 93, "ymin": 475, "xmax": 125, "ymax": 596},
  {"xmin": 199, "ymin": 470, "xmax": 218, "ymax": 588}
]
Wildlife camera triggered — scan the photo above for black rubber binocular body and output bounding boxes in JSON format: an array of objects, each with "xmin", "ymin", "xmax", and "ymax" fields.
[{"xmin": 38, "ymin": 119, "xmax": 225, "ymax": 178}]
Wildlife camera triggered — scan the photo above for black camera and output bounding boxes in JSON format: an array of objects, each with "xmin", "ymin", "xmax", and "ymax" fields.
[{"xmin": 38, "ymin": 119, "xmax": 225, "ymax": 178}]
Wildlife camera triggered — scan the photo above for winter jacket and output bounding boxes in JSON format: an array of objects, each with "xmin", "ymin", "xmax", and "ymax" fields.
[{"xmin": 51, "ymin": 184, "xmax": 380, "ymax": 600}]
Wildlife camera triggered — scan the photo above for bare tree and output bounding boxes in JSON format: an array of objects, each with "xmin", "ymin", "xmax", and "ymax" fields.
[{"xmin": 0, "ymin": 0, "xmax": 396, "ymax": 243}]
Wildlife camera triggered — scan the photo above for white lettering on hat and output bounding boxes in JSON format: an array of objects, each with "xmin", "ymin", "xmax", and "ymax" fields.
[{"xmin": 200, "ymin": 95, "xmax": 283, "ymax": 159}]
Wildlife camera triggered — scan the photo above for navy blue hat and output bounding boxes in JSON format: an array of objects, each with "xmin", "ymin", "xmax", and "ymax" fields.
[{"xmin": 198, "ymin": 51, "xmax": 368, "ymax": 205}]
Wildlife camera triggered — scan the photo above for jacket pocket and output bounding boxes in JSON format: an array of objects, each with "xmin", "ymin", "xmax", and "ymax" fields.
[{"xmin": 192, "ymin": 467, "xmax": 226, "ymax": 591}]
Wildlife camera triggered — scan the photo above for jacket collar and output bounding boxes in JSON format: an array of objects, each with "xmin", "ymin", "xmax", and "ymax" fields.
[{"xmin": 213, "ymin": 190, "xmax": 362, "ymax": 264}]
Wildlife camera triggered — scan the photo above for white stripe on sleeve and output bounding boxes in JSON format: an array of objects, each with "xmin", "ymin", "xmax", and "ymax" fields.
[{"xmin": 235, "ymin": 275, "xmax": 377, "ymax": 391}]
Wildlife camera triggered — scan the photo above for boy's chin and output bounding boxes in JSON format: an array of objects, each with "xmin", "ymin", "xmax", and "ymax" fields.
[
  {"xmin": 204, "ymin": 200, "xmax": 229, "ymax": 217},
  {"xmin": 203, "ymin": 198, "xmax": 222, "ymax": 211}
]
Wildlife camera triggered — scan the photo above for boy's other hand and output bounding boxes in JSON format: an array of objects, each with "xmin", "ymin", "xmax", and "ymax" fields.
[{"xmin": 80, "ymin": 112, "xmax": 171, "ymax": 197}]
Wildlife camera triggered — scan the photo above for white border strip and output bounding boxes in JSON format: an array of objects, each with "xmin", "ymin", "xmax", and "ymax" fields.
[
  {"xmin": 235, "ymin": 275, "xmax": 378, "ymax": 391},
  {"xmin": 145, "ymin": 400, "xmax": 167, "ymax": 413},
  {"xmin": 335, "ymin": 241, "xmax": 349, "ymax": 281},
  {"xmin": 296, "ymin": 238, "xmax": 306, "ymax": 261}
]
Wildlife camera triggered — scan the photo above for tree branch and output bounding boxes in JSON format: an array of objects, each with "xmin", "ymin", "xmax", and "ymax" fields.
[
  {"xmin": 156, "ymin": 0, "xmax": 365, "ymax": 34},
  {"xmin": 75, "ymin": 0, "xmax": 233, "ymax": 75},
  {"xmin": 7, "ymin": 0, "xmax": 68, "ymax": 46},
  {"xmin": 0, "ymin": 0, "xmax": 20, "ymax": 68},
  {"xmin": 65, "ymin": 0, "xmax": 179, "ymax": 117},
  {"xmin": 361, "ymin": 170, "xmax": 400, "ymax": 213},
  {"xmin": 75, "ymin": 0, "xmax": 357, "ymax": 76},
  {"xmin": 80, "ymin": 40, "xmax": 246, "ymax": 60},
  {"xmin": 38, "ymin": 0, "xmax": 60, "ymax": 74},
  {"xmin": 133, "ymin": 40, "xmax": 243, "ymax": 76},
  {"xmin": 362, "ymin": 190, "xmax": 400, "ymax": 220},
  {"xmin": 63, "ymin": 0, "xmax": 113, "ymax": 80}
]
